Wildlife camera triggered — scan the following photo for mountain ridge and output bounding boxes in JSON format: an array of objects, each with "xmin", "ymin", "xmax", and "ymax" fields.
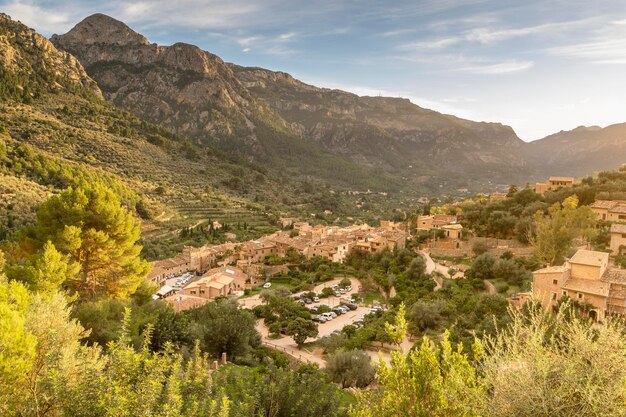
[{"xmin": 51, "ymin": 13, "xmax": 542, "ymax": 189}]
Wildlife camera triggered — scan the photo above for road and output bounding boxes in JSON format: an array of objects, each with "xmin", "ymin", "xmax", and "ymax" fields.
[{"xmin": 418, "ymin": 250, "xmax": 445, "ymax": 290}]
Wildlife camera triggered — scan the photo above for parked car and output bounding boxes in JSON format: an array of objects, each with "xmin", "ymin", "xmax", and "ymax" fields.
[
  {"xmin": 339, "ymin": 288, "xmax": 346, "ymax": 294},
  {"xmin": 309, "ymin": 306, "xmax": 319, "ymax": 313},
  {"xmin": 312, "ymin": 315, "xmax": 327, "ymax": 323},
  {"xmin": 313, "ymin": 297, "xmax": 320, "ymax": 302},
  {"xmin": 345, "ymin": 285, "xmax": 352, "ymax": 291},
  {"xmin": 321, "ymin": 312, "xmax": 334, "ymax": 321},
  {"xmin": 329, "ymin": 311, "xmax": 338, "ymax": 318},
  {"xmin": 305, "ymin": 298, "xmax": 313, "ymax": 304},
  {"xmin": 331, "ymin": 330, "xmax": 342, "ymax": 336},
  {"xmin": 342, "ymin": 303, "xmax": 358, "ymax": 311},
  {"xmin": 262, "ymin": 282, "xmax": 272, "ymax": 289},
  {"xmin": 334, "ymin": 291, "xmax": 341, "ymax": 297},
  {"xmin": 332, "ymin": 307, "xmax": 344, "ymax": 315}
]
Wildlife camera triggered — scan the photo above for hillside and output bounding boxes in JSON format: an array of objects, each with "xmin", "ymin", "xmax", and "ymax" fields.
[
  {"xmin": 527, "ymin": 124, "xmax": 626, "ymax": 176},
  {"xmin": 233, "ymin": 66, "xmax": 530, "ymax": 180},
  {"xmin": 52, "ymin": 13, "xmax": 541, "ymax": 192},
  {"xmin": 0, "ymin": 13, "xmax": 301, "ymax": 257}
]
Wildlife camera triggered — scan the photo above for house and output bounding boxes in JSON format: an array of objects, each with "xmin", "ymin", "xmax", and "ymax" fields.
[
  {"xmin": 489, "ymin": 192, "xmax": 508, "ymax": 202},
  {"xmin": 441, "ymin": 224, "xmax": 463, "ymax": 240},
  {"xmin": 380, "ymin": 220, "xmax": 405, "ymax": 232},
  {"xmin": 591, "ymin": 200, "xmax": 626, "ymax": 222},
  {"xmin": 201, "ymin": 266, "xmax": 248, "ymax": 291},
  {"xmin": 279, "ymin": 217, "xmax": 298, "ymax": 228},
  {"xmin": 532, "ymin": 249, "xmax": 626, "ymax": 321},
  {"xmin": 165, "ymin": 294, "xmax": 209, "ymax": 312},
  {"xmin": 535, "ymin": 176, "xmax": 574, "ymax": 195},
  {"xmin": 147, "ymin": 255, "xmax": 191, "ymax": 285},
  {"xmin": 610, "ymin": 224, "xmax": 626, "ymax": 256},
  {"xmin": 239, "ymin": 239, "xmax": 277, "ymax": 264},
  {"xmin": 416, "ymin": 215, "xmax": 434, "ymax": 231},
  {"xmin": 381, "ymin": 230, "xmax": 408, "ymax": 251},
  {"xmin": 416, "ymin": 214, "xmax": 457, "ymax": 231},
  {"xmin": 211, "ymin": 221, "xmax": 223, "ymax": 230},
  {"xmin": 181, "ymin": 273, "xmax": 234, "ymax": 300}
]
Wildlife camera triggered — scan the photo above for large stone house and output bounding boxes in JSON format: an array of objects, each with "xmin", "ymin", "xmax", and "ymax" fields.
[
  {"xmin": 610, "ymin": 224, "xmax": 626, "ymax": 257},
  {"xmin": 591, "ymin": 200, "xmax": 626, "ymax": 223},
  {"xmin": 239, "ymin": 239, "xmax": 277, "ymax": 264},
  {"xmin": 181, "ymin": 271, "xmax": 235, "ymax": 300},
  {"xmin": 416, "ymin": 214, "xmax": 457, "ymax": 231},
  {"xmin": 534, "ymin": 176, "xmax": 574, "ymax": 195},
  {"xmin": 147, "ymin": 255, "xmax": 191, "ymax": 286},
  {"xmin": 532, "ymin": 249, "xmax": 626, "ymax": 321}
]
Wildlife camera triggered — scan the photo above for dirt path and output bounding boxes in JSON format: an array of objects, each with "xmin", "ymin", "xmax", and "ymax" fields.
[{"xmin": 484, "ymin": 279, "xmax": 497, "ymax": 294}]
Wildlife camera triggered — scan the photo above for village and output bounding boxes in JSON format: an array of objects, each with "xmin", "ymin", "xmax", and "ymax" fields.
[{"xmin": 142, "ymin": 171, "xmax": 626, "ymax": 368}]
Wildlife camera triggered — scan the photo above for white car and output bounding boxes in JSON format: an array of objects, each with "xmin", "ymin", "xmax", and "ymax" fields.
[
  {"xmin": 262, "ymin": 282, "xmax": 272, "ymax": 289},
  {"xmin": 321, "ymin": 312, "xmax": 334, "ymax": 320}
]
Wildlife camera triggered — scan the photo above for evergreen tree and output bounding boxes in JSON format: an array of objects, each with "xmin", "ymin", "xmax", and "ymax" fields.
[{"xmin": 24, "ymin": 182, "xmax": 150, "ymax": 300}]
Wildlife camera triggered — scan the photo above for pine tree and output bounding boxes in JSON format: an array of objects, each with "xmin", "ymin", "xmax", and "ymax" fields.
[{"xmin": 25, "ymin": 182, "xmax": 150, "ymax": 300}]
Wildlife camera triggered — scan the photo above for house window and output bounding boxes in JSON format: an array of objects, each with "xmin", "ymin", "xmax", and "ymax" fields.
[
  {"xmin": 190, "ymin": 290, "xmax": 196, "ymax": 295},
  {"xmin": 552, "ymin": 279, "xmax": 558, "ymax": 285},
  {"xmin": 577, "ymin": 293, "xmax": 583, "ymax": 300},
  {"xmin": 551, "ymin": 292, "xmax": 557, "ymax": 300},
  {"xmin": 200, "ymin": 289, "xmax": 205, "ymax": 294},
  {"xmin": 562, "ymin": 291, "xmax": 567, "ymax": 296}
]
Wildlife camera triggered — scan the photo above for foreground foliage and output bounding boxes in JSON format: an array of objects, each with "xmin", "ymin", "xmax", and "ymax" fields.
[{"xmin": 350, "ymin": 302, "xmax": 626, "ymax": 417}]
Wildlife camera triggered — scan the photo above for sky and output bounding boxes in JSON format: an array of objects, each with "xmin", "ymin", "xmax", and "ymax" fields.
[{"xmin": 3, "ymin": 0, "xmax": 626, "ymax": 141}]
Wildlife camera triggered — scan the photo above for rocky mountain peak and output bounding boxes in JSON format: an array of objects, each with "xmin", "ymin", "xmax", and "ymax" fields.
[
  {"xmin": 0, "ymin": 13, "xmax": 102, "ymax": 98},
  {"xmin": 51, "ymin": 13, "xmax": 149, "ymax": 47}
]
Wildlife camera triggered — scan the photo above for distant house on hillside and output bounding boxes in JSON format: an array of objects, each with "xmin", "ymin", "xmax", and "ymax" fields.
[
  {"xmin": 591, "ymin": 200, "xmax": 626, "ymax": 223},
  {"xmin": 534, "ymin": 176, "xmax": 574, "ymax": 195},
  {"xmin": 489, "ymin": 192, "xmax": 508, "ymax": 202},
  {"xmin": 532, "ymin": 249, "xmax": 626, "ymax": 322}
]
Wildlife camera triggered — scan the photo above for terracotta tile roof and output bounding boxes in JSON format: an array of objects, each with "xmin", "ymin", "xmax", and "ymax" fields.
[
  {"xmin": 591, "ymin": 200, "xmax": 620, "ymax": 209},
  {"xmin": 569, "ymin": 250, "xmax": 609, "ymax": 267},
  {"xmin": 562, "ymin": 277, "xmax": 610, "ymax": 296},
  {"xmin": 611, "ymin": 205, "xmax": 626, "ymax": 214},
  {"xmin": 549, "ymin": 176, "xmax": 574, "ymax": 182},
  {"xmin": 603, "ymin": 268, "xmax": 626, "ymax": 284},
  {"xmin": 165, "ymin": 294, "xmax": 209, "ymax": 312}
]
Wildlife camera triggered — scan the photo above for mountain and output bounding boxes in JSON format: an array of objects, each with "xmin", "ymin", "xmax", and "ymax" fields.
[
  {"xmin": 52, "ymin": 14, "xmax": 536, "ymax": 190},
  {"xmin": 527, "ymin": 124, "xmax": 626, "ymax": 177},
  {"xmin": 0, "ymin": 13, "xmax": 306, "ymax": 257},
  {"xmin": 232, "ymin": 65, "xmax": 530, "ymax": 179},
  {"xmin": 50, "ymin": 14, "xmax": 399, "ymax": 193}
]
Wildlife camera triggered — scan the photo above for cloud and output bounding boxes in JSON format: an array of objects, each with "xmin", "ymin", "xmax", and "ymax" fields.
[
  {"xmin": 548, "ymin": 37, "xmax": 626, "ymax": 64},
  {"xmin": 2, "ymin": 1, "xmax": 72, "ymax": 33},
  {"xmin": 464, "ymin": 20, "xmax": 586, "ymax": 44},
  {"xmin": 277, "ymin": 32, "xmax": 296, "ymax": 40},
  {"xmin": 456, "ymin": 60, "xmax": 534, "ymax": 74},
  {"xmin": 380, "ymin": 28, "xmax": 415, "ymax": 37},
  {"xmin": 399, "ymin": 37, "xmax": 460, "ymax": 50}
]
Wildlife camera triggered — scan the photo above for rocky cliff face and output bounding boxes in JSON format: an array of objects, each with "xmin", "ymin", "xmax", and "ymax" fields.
[
  {"xmin": 51, "ymin": 14, "xmax": 278, "ymax": 149},
  {"xmin": 232, "ymin": 65, "xmax": 530, "ymax": 178},
  {"xmin": 0, "ymin": 13, "xmax": 101, "ymax": 99}
]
